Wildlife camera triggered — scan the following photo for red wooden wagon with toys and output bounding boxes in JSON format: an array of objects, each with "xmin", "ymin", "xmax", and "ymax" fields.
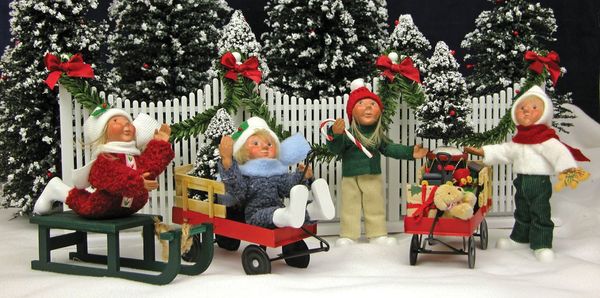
[
  {"xmin": 404, "ymin": 147, "xmax": 493, "ymax": 268},
  {"xmin": 171, "ymin": 164, "xmax": 330, "ymax": 275}
]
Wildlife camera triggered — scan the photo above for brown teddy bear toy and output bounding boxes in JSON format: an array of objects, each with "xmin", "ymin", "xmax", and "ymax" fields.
[{"xmin": 433, "ymin": 183, "xmax": 476, "ymax": 220}]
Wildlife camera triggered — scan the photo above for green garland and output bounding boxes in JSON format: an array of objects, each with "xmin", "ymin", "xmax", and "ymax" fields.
[
  {"xmin": 457, "ymin": 51, "xmax": 552, "ymax": 147},
  {"xmin": 57, "ymin": 76, "xmax": 104, "ymax": 112},
  {"xmin": 170, "ymin": 53, "xmax": 290, "ymax": 142},
  {"xmin": 376, "ymin": 53, "xmax": 426, "ymax": 132}
]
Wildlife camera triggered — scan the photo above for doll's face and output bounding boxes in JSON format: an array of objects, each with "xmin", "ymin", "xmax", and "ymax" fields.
[
  {"xmin": 245, "ymin": 134, "xmax": 277, "ymax": 159},
  {"xmin": 514, "ymin": 97, "xmax": 544, "ymax": 127},
  {"xmin": 105, "ymin": 115, "xmax": 136, "ymax": 142},
  {"xmin": 353, "ymin": 98, "xmax": 381, "ymax": 126}
]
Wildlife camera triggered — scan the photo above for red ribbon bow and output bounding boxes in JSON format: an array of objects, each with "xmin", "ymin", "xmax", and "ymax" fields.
[
  {"xmin": 524, "ymin": 50, "xmax": 561, "ymax": 86},
  {"xmin": 220, "ymin": 52, "xmax": 262, "ymax": 84},
  {"xmin": 44, "ymin": 53, "xmax": 95, "ymax": 89},
  {"xmin": 375, "ymin": 55, "xmax": 421, "ymax": 83},
  {"xmin": 408, "ymin": 185, "xmax": 438, "ymax": 222}
]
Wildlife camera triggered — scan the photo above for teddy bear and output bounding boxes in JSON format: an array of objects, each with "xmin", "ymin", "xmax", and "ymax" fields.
[{"xmin": 432, "ymin": 183, "xmax": 476, "ymax": 220}]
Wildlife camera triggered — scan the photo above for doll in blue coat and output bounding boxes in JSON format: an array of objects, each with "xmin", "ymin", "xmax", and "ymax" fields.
[{"xmin": 218, "ymin": 117, "xmax": 335, "ymax": 229}]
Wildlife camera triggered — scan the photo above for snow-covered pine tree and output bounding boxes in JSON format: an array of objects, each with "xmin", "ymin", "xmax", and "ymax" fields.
[
  {"xmin": 0, "ymin": 0, "xmax": 106, "ymax": 215},
  {"xmin": 208, "ymin": 10, "xmax": 269, "ymax": 80},
  {"xmin": 461, "ymin": 0, "xmax": 557, "ymax": 96},
  {"xmin": 108, "ymin": 0, "xmax": 231, "ymax": 102},
  {"xmin": 189, "ymin": 108, "xmax": 235, "ymax": 181},
  {"xmin": 387, "ymin": 14, "xmax": 431, "ymax": 73},
  {"xmin": 171, "ymin": 0, "xmax": 231, "ymax": 95},
  {"xmin": 107, "ymin": 0, "xmax": 173, "ymax": 101},
  {"xmin": 342, "ymin": 0, "xmax": 389, "ymax": 77},
  {"xmin": 416, "ymin": 41, "xmax": 473, "ymax": 145},
  {"xmin": 262, "ymin": 0, "xmax": 362, "ymax": 99},
  {"xmin": 188, "ymin": 108, "xmax": 235, "ymax": 200}
]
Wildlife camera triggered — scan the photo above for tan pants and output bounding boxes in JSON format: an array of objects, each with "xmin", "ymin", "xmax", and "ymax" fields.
[{"xmin": 340, "ymin": 175, "xmax": 387, "ymax": 240}]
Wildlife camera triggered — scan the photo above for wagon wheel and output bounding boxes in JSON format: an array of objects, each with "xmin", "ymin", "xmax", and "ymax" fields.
[
  {"xmin": 242, "ymin": 245, "xmax": 271, "ymax": 275},
  {"xmin": 467, "ymin": 236, "xmax": 476, "ymax": 269},
  {"xmin": 216, "ymin": 235, "xmax": 241, "ymax": 251},
  {"xmin": 409, "ymin": 234, "xmax": 420, "ymax": 266},
  {"xmin": 479, "ymin": 218, "xmax": 489, "ymax": 250},
  {"xmin": 181, "ymin": 234, "xmax": 202, "ymax": 262},
  {"xmin": 282, "ymin": 240, "xmax": 310, "ymax": 268}
]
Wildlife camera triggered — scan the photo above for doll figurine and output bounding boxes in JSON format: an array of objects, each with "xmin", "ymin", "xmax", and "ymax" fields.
[
  {"xmin": 465, "ymin": 85, "xmax": 590, "ymax": 262},
  {"xmin": 218, "ymin": 117, "xmax": 335, "ymax": 229},
  {"xmin": 326, "ymin": 79, "xmax": 428, "ymax": 246},
  {"xmin": 33, "ymin": 106, "xmax": 174, "ymax": 219}
]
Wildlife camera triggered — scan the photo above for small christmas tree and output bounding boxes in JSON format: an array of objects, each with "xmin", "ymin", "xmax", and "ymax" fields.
[
  {"xmin": 387, "ymin": 14, "xmax": 432, "ymax": 73},
  {"xmin": 188, "ymin": 108, "xmax": 235, "ymax": 200},
  {"xmin": 107, "ymin": 0, "xmax": 231, "ymax": 102},
  {"xmin": 262, "ymin": 0, "xmax": 362, "ymax": 99},
  {"xmin": 461, "ymin": 0, "xmax": 557, "ymax": 96},
  {"xmin": 416, "ymin": 41, "xmax": 473, "ymax": 145},
  {"xmin": 342, "ymin": 0, "xmax": 389, "ymax": 77},
  {"xmin": 0, "ymin": 1, "xmax": 106, "ymax": 215},
  {"xmin": 208, "ymin": 10, "xmax": 269, "ymax": 80}
]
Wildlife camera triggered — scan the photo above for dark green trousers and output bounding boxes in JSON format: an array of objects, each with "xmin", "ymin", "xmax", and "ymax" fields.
[{"xmin": 510, "ymin": 174, "xmax": 554, "ymax": 249}]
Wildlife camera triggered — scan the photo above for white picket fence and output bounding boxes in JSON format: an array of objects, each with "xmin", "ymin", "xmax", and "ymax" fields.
[{"xmin": 57, "ymin": 78, "xmax": 517, "ymax": 233}]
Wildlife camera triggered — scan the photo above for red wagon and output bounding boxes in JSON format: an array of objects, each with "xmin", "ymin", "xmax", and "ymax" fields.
[
  {"xmin": 404, "ymin": 153, "xmax": 493, "ymax": 268},
  {"xmin": 171, "ymin": 165, "xmax": 330, "ymax": 275}
]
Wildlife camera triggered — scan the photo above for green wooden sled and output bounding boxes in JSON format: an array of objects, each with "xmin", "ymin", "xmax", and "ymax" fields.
[{"xmin": 30, "ymin": 211, "xmax": 214, "ymax": 285}]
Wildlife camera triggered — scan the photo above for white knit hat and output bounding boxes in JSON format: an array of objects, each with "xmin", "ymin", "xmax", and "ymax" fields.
[
  {"xmin": 132, "ymin": 113, "xmax": 160, "ymax": 150},
  {"xmin": 231, "ymin": 117, "xmax": 279, "ymax": 155},
  {"xmin": 83, "ymin": 107, "xmax": 132, "ymax": 144},
  {"xmin": 510, "ymin": 85, "xmax": 553, "ymax": 126}
]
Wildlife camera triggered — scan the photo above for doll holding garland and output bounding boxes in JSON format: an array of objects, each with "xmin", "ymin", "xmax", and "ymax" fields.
[
  {"xmin": 218, "ymin": 117, "xmax": 335, "ymax": 229},
  {"xmin": 33, "ymin": 106, "xmax": 174, "ymax": 219},
  {"xmin": 466, "ymin": 85, "xmax": 590, "ymax": 262},
  {"xmin": 326, "ymin": 79, "xmax": 428, "ymax": 246}
]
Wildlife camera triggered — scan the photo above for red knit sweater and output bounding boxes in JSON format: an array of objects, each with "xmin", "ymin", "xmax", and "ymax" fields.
[{"xmin": 66, "ymin": 140, "xmax": 174, "ymax": 219}]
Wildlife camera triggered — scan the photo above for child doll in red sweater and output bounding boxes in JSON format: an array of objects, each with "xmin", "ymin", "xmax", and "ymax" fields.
[{"xmin": 33, "ymin": 107, "xmax": 174, "ymax": 218}]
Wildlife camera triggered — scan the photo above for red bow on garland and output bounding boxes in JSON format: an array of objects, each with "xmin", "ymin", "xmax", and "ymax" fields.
[
  {"xmin": 375, "ymin": 55, "xmax": 421, "ymax": 83},
  {"xmin": 220, "ymin": 52, "xmax": 262, "ymax": 84},
  {"xmin": 44, "ymin": 53, "xmax": 95, "ymax": 89},
  {"xmin": 524, "ymin": 50, "xmax": 561, "ymax": 86}
]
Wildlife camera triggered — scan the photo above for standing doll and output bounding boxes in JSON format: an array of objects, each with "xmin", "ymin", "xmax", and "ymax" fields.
[
  {"xmin": 218, "ymin": 117, "xmax": 335, "ymax": 229},
  {"xmin": 326, "ymin": 79, "xmax": 428, "ymax": 246},
  {"xmin": 33, "ymin": 107, "xmax": 174, "ymax": 219},
  {"xmin": 466, "ymin": 85, "xmax": 590, "ymax": 262}
]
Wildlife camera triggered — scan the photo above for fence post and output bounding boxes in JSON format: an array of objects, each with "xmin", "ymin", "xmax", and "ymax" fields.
[{"xmin": 58, "ymin": 85, "xmax": 74, "ymax": 186}]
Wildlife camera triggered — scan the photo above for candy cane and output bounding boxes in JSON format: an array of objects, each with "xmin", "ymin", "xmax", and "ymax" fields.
[{"xmin": 320, "ymin": 119, "xmax": 373, "ymax": 158}]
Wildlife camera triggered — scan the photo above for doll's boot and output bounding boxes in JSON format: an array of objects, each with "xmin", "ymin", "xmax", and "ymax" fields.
[
  {"xmin": 273, "ymin": 185, "xmax": 309, "ymax": 228},
  {"xmin": 534, "ymin": 248, "xmax": 554, "ymax": 262},
  {"xmin": 496, "ymin": 237, "xmax": 529, "ymax": 250},
  {"xmin": 369, "ymin": 235, "xmax": 397, "ymax": 245},
  {"xmin": 335, "ymin": 237, "xmax": 356, "ymax": 246},
  {"xmin": 33, "ymin": 177, "xmax": 70, "ymax": 215},
  {"xmin": 307, "ymin": 178, "xmax": 335, "ymax": 220}
]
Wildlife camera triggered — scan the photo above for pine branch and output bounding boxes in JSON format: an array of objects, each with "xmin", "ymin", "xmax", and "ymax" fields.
[
  {"xmin": 310, "ymin": 143, "xmax": 339, "ymax": 164},
  {"xmin": 59, "ymin": 76, "xmax": 104, "ymax": 111},
  {"xmin": 377, "ymin": 75, "xmax": 425, "ymax": 131}
]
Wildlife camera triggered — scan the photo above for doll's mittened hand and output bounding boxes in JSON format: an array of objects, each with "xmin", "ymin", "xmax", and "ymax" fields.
[
  {"xmin": 219, "ymin": 136, "xmax": 234, "ymax": 169},
  {"xmin": 298, "ymin": 164, "xmax": 313, "ymax": 179},
  {"xmin": 332, "ymin": 118, "xmax": 345, "ymax": 135},
  {"xmin": 413, "ymin": 144, "xmax": 428, "ymax": 159},
  {"xmin": 142, "ymin": 172, "xmax": 159, "ymax": 191},
  {"xmin": 154, "ymin": 124, "xmax": 171, "ymax": 142}
]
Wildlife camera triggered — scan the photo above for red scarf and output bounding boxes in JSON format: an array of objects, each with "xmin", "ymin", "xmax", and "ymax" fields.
[{"xmin": 512, "ymin": 124, "xmax": 590, "ymax": 161}]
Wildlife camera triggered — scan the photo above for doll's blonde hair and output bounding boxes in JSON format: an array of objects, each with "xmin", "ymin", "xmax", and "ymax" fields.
[
  {"xmin": 350, "ymin": 116, "xmax": 389, "ymax": 149},
  {"xmin": 234, "ymin": 129, "xmax": 279, "ymax": 164}
]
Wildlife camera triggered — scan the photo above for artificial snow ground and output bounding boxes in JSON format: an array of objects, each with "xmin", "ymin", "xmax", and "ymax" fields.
[{"xmin": 2, "ymin": 104, "xmax": 600, "ymax": 298}]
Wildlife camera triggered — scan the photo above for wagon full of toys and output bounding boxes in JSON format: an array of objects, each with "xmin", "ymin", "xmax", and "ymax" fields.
[
  {"xmin": 404, "ymin": 147, "xmax": 492, "ymax": 268},
  {"xmin": 171, "ymin": 164, "xmax": 330, "ymax": 275}
]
